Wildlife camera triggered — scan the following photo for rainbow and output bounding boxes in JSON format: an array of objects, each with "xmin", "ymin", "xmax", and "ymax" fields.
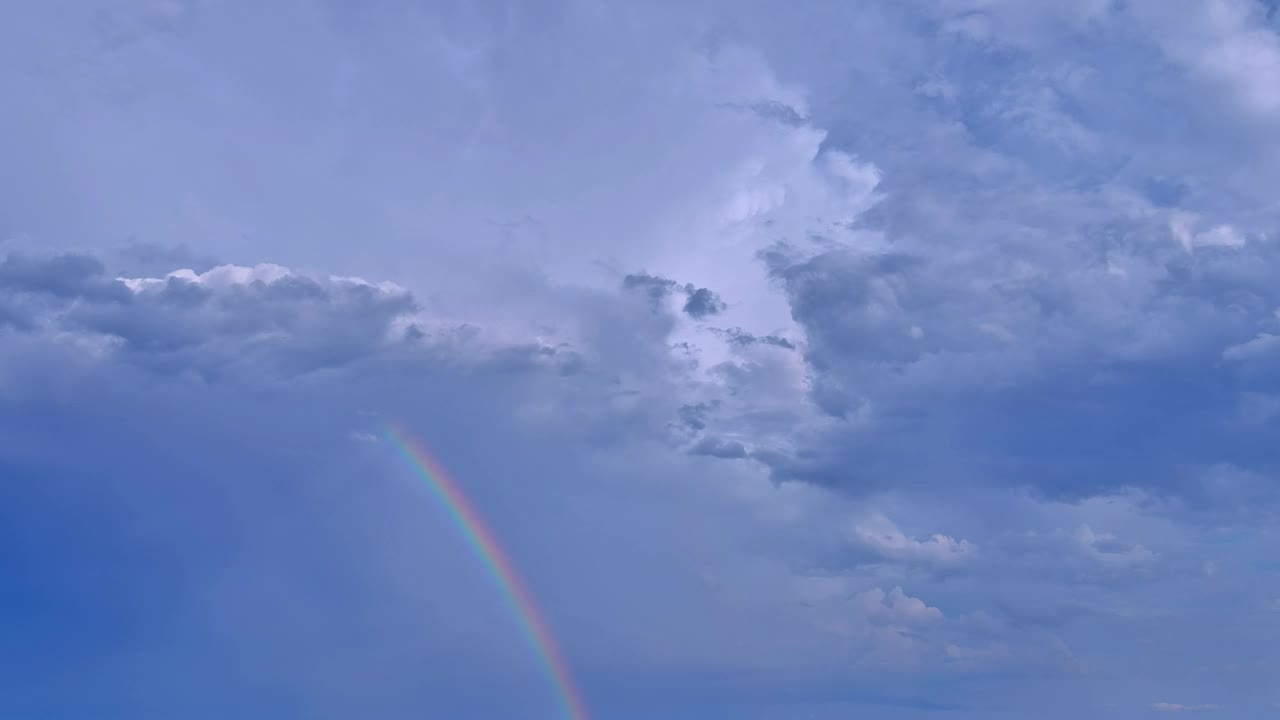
[{"xmin": 383, "ymin": 420, "xmax": 589, "ymax": 720}]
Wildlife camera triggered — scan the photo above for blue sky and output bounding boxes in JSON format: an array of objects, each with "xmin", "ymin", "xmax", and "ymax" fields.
[{"xmin": 2, "ymin": 0, "xmax": 1279, "ymax": 717}]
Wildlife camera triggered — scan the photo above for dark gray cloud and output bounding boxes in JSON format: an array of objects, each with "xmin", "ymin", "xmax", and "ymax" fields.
[
  {"xmin": 689, "ymin": 436, "xmax": 748, "ymax": 458},
  {"xmin": 0, "ymin": 253, "xmax": 423, "ymax": 381},
  {"xmin": 0, "ymin": 252, "xmax": 132, "ymax": 303},
  {"xmin": 713, "ymin": 326, "xmax": 796, "ymax": 350},
  {"xmin": 717, "ymin": 99, "xmax": 811, "ymax": 127},
  {"xmin": 2, "ymin": 242, "xmax": 1273, "ymax": 719},
  {"xmin": 747, "ymin": 231, "xmax": 1280, "ymax": 508},
  {"xmin": 623, "ymin": 272, "xmax": 725, "ymax": 319},
  {"xmin": 622, "ymin": 272, "xmax": 678, "ymax": 304},
  {"xmin": 677, "ymin": 401, "xmax": 717, "ymax": 431},
  {"xmin": 111, "ymin": 242, "xmax": 220, "ymax": 278},
  {"xmin": 682, "ymin": 286, "xmax": 726, "ymax": 319}
]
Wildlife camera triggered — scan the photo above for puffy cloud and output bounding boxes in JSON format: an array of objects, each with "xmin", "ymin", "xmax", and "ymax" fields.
[
  {"xmin": 1071, "ymin": 525, "xmax": 1159, "ymax": 574},
  {"xmin": 0, "ymin": 246, "xmax": 991, "ymax": 708},
  {"xmin": 711, "ymin": 327, "xmax": 796, "ymax": 350},
  {"xmin": 0, "ymin": 254, "xmax": 421, "ymax": 382},
  {"xmin": 857, "ymin": 586, "xmax": 944, "ymax": 626},
  {"xmin": 0, "ymin": 252, "xmax": 132, "ymax": 303},
  {"xmin": 1135, "ymin": 0, "xmax": 1280, "ymax": 118},
  {"xmin": 689, "ymin": 436, "xmax": 749, "ymax": 459},
  {"xmin": 847, "ymin": 514, "xmax": 976, "ymax": 569},
  {"xmin": 622, "ymin": 273, "xmax": 726, "ymax": 319},
  {"xmin": 682, "ymin": 286, "xmax": 727, "ymax": 319}
]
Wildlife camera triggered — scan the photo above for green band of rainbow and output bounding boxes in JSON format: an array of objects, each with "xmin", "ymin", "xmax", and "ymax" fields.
[{"xmin": 384, "ymin": 420, "xmax": 589, "ymax": 720}]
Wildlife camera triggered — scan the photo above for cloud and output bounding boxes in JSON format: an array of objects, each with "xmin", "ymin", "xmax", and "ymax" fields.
[
  {"xmin": 1153, "ymin": 702, "xmax": 1222, "ymax": 712},
  {"xmin": 690, "ymin": 436, "xmax": 749, "ymax": 459},
  {"xmin": 0, "ymin": 246, "xmax": 986, "ymax": 698},
  {"xmin": 622, "ymin": 273, "xmax": 726, "ymax": 319},
  {"xmin": 857, "ymin": 586, "xmax": 944, "ymax": 626},
  {"xmin": 712, "ymin": 327, "xmax": 797, "ymax": 350},
  {"xmin": 987, "ymin": 520, "xmax": 1162, "ymax": 586},
  {"xmin": 1138, "ymin": 0, "xmax": 1280, "ymax": 117},
  {"xmin": 682, "ymin": 286, "xmax": 727, "ymax": 319},
  {"xmin": 847, "ymin": 514, "xmax": 976, "ymax": 569},
  {"xmin": 57, "ymin": 259, "xmax": 416, "ymax": 380},
  {"xmin": 0, "ymin": 252, "xmax": 132, "ymax": 303},
  {"xmin": 1170, "ymin": 212, "xmax": 1247, "ymax": 251}
]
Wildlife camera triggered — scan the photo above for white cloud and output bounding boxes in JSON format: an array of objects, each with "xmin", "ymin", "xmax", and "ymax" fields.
[
  {"xmin": 1170, "ymin": 212, "xmax": 1246, "ymax": 251},
  {"xmin": 849, "ymin": 514, "xmax": 976, "ymax": 568},
  {"xmin": 1153, "ymin": 701, "xmax": 1221, "ymax": 712},
  {"xmin": 1184, "ymin": 0, "xmax": 1280, "ymax": 116},
  {"xmin": 1222, "ymin": 333, "xmax": 1280, "ymax": 363},
  {"xmin": 1073, "ymin": 525, "xmax": 1158, "ymax": 570},
  {"xmin": 858, "ymin": 586, "xmax": 944, "ymax": 625}
]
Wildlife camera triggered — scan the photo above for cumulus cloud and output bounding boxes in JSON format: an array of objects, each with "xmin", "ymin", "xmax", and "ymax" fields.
[
  {"xmin": 0, "ymin": 245, "xmax": 985, "ymax": 693},
  {"xmin": 847, "ymin": 514, "xmax": 976, "ymax": 569},
  {"xmin": 1170, "ymin": 212, "xmax": 1247, "ymax": 251},
  {"xmin": 622, "ymin": 272, "xmax": 726, "ymax": 319},
  {"xmin": 0, "ymin": 252, "xmax": 132, "ymax": 302},
  {"xmin": 682, "ymin": 286, "xmax": 727, "ymax": 319},
  {"xmin": 986, "ymin": 521, "xmax": 1161, "ymax": 586},
  {"xmin": 689, "ymin": 435, "xmax": 749, "ymax": 459},
  {"xmin": 857, "ymin": 586, "xmax": 944, "ymax": 626},
  {"xmin": 1071, "ymin": 525, "xmax": 1158, "ymax": 573},
  {"xmin": 712, "ymin": 327, "xmax": 797, "ymax": 350},
  {"xmin": 1136, "ymin": 0, "xmax": 1280, "ymax": 117},
  {"xmin": 0, "ymin": 254, "xmax": 421, "ymax": 382}
]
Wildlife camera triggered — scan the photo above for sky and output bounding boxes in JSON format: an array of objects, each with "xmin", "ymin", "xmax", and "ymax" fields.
[{"xmin": 2, "ymin": 0, "xmax": 1280, "ymax": 718}]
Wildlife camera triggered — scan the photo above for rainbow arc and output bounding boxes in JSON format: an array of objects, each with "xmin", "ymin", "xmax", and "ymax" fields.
[{"xmin": 384, "ymin": 420, "xmax": 589, "ymax": 720}]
